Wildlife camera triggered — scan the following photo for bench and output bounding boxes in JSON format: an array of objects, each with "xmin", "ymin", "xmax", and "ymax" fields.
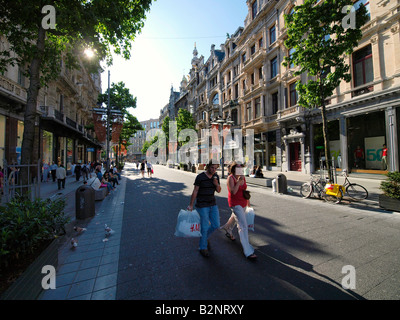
[
  {"xmin": 245, "ymin": 177, "xmax": 273, "ymax": 187},
  {"xmin": 87, "ymin": 177, "xmax": 108, "ymax": 201},
  {"xmin": 95, "ymin": 187, "xmax": 108, "ymax": 201}
]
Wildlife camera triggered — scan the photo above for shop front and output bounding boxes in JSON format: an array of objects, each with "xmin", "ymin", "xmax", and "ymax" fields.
[{"xmin": 347, "ymin": 111, "xmax": 387, "ymax": 172}]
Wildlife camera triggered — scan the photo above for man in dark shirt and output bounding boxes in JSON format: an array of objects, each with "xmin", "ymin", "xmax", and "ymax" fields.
[{"xmin": 187, "ymin": 161, "xmax": 221, "ymax": 257}]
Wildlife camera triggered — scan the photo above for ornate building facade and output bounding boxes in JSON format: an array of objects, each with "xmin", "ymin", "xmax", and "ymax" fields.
[
  {"xmin": 0, "ymin": 35, "xmax": 102, "ymax": 172},
  {"xmin": 167, "ymin": 0, "xmax": 400, "ymax": 174}
]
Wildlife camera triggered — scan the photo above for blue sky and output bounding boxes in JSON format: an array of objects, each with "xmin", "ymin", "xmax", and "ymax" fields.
[{"xmin": 101, "ymin": 0, "xmax": 248, "ymax": 122}]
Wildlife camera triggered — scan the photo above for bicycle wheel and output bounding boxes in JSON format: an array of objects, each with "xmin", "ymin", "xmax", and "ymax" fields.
[
  {"xmin": 323, "ymin": 190, "xmax": 343, "ymax": 204},
  {"xmin": 300, "ymin": 183, "xmax": 313, "ymax": 198},
  {"xmin": 346, "ymin": 183, "xmax": 368, "ymax": 200}
]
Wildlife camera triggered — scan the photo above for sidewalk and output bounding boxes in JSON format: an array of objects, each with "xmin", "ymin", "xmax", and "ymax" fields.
[
  {"xmin": 38, "ymin": 172, "xmax": 126, "ymax": 300},
  {"xmin": 213, "ymin": 166, "xmax": 386, "ymax": 212}
]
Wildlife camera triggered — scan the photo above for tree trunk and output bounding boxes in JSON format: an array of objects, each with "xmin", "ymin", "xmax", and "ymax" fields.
[
  {"xmin": 320, "ymin": 102, "xmax": 333, "ymax": 182},
  {"xmin": 20, "ymin": 25, "xmax": 46, "ymax": 192}
]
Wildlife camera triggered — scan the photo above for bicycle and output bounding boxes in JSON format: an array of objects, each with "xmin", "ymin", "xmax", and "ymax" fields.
[
  {"xmin": 300, "ymin": 175, "xmax": 328, "ymax": 199},
  {"xmin": 341, "ymin": 169, "xmax": 368, "ymax": 200}
]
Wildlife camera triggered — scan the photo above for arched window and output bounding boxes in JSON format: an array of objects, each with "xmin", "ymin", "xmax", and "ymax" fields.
[{"xmin": 212, "ymin": 93, "xmax": 219, "ymax": 105}]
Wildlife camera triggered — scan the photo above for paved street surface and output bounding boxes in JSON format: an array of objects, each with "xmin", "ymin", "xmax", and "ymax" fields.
[{"xmin": 38, "ymin": 163, "xmax": 400, "ymax": 300}]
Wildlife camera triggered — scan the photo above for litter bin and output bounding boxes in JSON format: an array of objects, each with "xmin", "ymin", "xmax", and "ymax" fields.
[
  {"xmin": 75, "ymin": 185, "xmax": 95, "ymax": 220},
  {"xmin": 276, "ymin": 174, "xmax": 287, "ymax": 194}
]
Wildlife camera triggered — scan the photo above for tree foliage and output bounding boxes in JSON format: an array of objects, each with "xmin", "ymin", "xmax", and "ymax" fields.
[
  {"xmin": 283, "ymin": 0, "xmax": 368, "ymax": 181},
  {"xmin": 0, "ymin": 0, "xmax": 152, "ymax": 186}
]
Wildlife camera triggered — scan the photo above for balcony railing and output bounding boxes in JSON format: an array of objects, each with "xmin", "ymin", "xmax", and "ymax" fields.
[
  {"xmin": 351, "ymin": 84, "xmax": 374, "ymax": 98},
  {"xmin": 40, "ymin": 105, "xmax": 98, "ymax": 144}
]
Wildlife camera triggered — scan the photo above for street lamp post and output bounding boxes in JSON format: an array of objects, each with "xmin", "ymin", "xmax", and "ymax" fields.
[
  {"xmin": 213, "ymin": 116, "xmax": 234, "ymax": 178},
  {"xmin": 106, "ymin": 70, "xmax": 111, "ymax": 170},
  {"xmin": 93, "ymin": 70, "xmax": 123, "ymax": 171}
]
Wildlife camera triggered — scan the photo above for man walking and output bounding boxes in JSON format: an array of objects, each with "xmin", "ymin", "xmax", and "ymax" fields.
[
  {"xmin": 56, "ymin": 164, "xmax": 67, "ymax": 190},
  {"xmin": 187, "ymin": 161, "xmax": 222, "ymax": 257}
]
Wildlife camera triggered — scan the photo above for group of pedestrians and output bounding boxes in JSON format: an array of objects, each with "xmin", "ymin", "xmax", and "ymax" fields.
[
  {"xmin": 41, "ymin": 160, "xmax": 122, "ymax": 191},
  {"xmin": 136, "ymin": 160, "xmax": 154, "ymax": 178},
  {"xmin": 187, "ymin": 160, "xmax": 257, "ymax": 260}
]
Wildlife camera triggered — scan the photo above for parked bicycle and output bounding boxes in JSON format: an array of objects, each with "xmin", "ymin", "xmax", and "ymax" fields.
[
  {"xmin": 341, "ymin": 169, "xmax": 368, "ymax": 200},
  {"xmin": 301, "ymin": 170, "xmax": 368, "ymax": 204},
  {"xmin": 300, "ymin": 175, "xmax": 328, "ymax": 199}
]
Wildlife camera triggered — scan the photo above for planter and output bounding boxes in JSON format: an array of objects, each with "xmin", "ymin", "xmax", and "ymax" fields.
[
  {"xmin": 1, "ymin": 238, "xmax": 59, "ymax": 300},
  {"xmin": 379, "ymin": 194, "xmax": 400, "ymax": 212}
]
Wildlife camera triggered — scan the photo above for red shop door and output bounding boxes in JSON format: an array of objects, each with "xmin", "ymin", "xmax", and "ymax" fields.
[{"xmin": 289, "ymin": 142, "xmax": 302, "ymax": 171}]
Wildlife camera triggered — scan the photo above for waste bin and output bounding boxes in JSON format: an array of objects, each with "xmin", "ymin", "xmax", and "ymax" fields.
[
  {"xmin": 75, "ymin": 185, "xmax": 95, "ymax": 220},
  {"xmin": 276, "ymin": 174, "xmax": 287, "ymax": 194}
]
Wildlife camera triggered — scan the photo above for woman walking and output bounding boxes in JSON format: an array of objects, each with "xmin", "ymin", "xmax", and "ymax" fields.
[{"xmin": 221, "ymin": 161, "xmax": 257, "ymax": 260}]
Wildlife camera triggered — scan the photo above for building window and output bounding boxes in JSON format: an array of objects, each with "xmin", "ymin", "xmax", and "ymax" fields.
[
  {"xmin": 242, "ymin": 52, "xmax": 247, "ymax": 64},
  {"xmin": 212, "ymin": 93, "xmax": 219, "ymax": 105},
  {"xmin": 231, "ymin": 109, "xmax": 238, "ymax": 125},
  {"xmin": 272, "ymin": 92, "xmax": 278, "ymax": 114},
  {"xmin": 353, "ymin": 44, "xmax": 373, "ymax": 87},
  {"xmin": 252, "ymin": 1, "xmax": 258, "ymax": 20},
  {"xmin": 251, "ymin": 73, "xmax": 255, "ymax": 85},
  {"xmin": 289, "ymin": 82, "xmax": 298, "ymax": 107},
  {"xmin": 246, "ymin": 103, "xmax": 252, "ymax": 121},
  {"xmin": 271, "ymin": 56, "xmax": 278, "ymax": 78},
  {"xmin": 269, "ymin": 25, "xmax": 276, "ymax": 45},
  {"xmin": 259, "ymin": 67, "xmax": 263, "ymax": 81},
  {"xmin": 255, "ymin": 97, "xmax": 261, "ymax": 118},
  {"xmin": 251, "ymin": 44, "xmax": 256, "ymax": 55}
]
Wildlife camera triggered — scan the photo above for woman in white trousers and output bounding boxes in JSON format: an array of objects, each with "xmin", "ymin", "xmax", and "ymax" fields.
[{"xmin": 221, "ymin": 161, "xmax": 256, "ymax": 260}]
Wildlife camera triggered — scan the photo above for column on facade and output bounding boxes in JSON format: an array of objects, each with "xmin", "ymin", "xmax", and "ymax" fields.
[
  {"xmin": 386, "ymin": 107, "xmax": 398, "ymax": 171},
  {"xmin": 390, "ymin": 24, "xmax": 400, "ymax": 74},
  {"xmin": 370, "ymin": 35, "xmax": 383, "ymax": 86},
  {"xmin": 339, "ymin": 116, "xmax": 348, "ymax": 172}
]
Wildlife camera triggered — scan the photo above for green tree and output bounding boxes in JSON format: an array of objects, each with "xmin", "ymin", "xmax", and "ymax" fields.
[
  {"xmin": 0, "ymin": 0, "xmax": 152, "ymax": 186},
  {"xmin": 176, "ymin": 109, "xmax": 197, "ymax": 146},
  {"xmin": 98, "ymin": 82, "xmax": 142, "ymax": 166},
  {"xmin": 98, "ymin": 81, "xmax": 137, "ymax": 114},
  {"xmin": 283, "ymin": 0, "xmax": 368, "ymax": 181}
]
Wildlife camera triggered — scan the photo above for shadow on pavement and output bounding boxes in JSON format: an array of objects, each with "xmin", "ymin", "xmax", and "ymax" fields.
[{"xmin": 117, "ymin": 167, "xmax": 365, "ymax": 300}]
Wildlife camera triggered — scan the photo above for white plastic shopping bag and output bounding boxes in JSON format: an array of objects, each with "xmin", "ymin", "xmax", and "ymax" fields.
[
  {"xmin": 174, "ymin": 209, "xmax": 202, "ymax": 237},
  {"xmin": 245, "ymin": 207, "xmax": 255, "ymax": 231}
]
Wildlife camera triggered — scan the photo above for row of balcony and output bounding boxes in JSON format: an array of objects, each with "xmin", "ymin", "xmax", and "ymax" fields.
[{"xmin": 39, "ymin": 105, "xmax": 96, "ymax": 142}]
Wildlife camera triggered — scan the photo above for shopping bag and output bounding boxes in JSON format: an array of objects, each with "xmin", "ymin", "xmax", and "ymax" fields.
[
  {"xmin": 151, "ymin": 169, "xmax": 154, "ymax": 174},
  {"xmin": 245, "ymin": 207, "xmax": 255, "ymax": 231},
  {"xmin": 174, "ymin": 209, "xmax": 202, "ymax": 237}
]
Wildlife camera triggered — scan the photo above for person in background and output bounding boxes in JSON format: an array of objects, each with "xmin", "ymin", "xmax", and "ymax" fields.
[
  {"xmin": 354, "ymin": 145, "xmax": 364, "ymax": 169},
  {"xmin": 50, "ymin": 161, "xmax": 57, "ymax": 182},
  {"xmin": 43, "ymin": 161, "xmax": 50, "ymax": 182},
  {"xmin": 382, "ymin": 144, "xmax": 388, "ymax": 170},
  {"xmin": 146, "ymin": 161, "xmax": 153, "ymax": 178},
  {"xmin": 74, "ymin": 162, "xmax": 82, "ymax": 181},
  {"xmin": 56, "ymin": 164, "xmax": 67, "ymax": 190},
  {"xmin": 255, "ymin": 166, "xmax": 264, "ymax": 178}
]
